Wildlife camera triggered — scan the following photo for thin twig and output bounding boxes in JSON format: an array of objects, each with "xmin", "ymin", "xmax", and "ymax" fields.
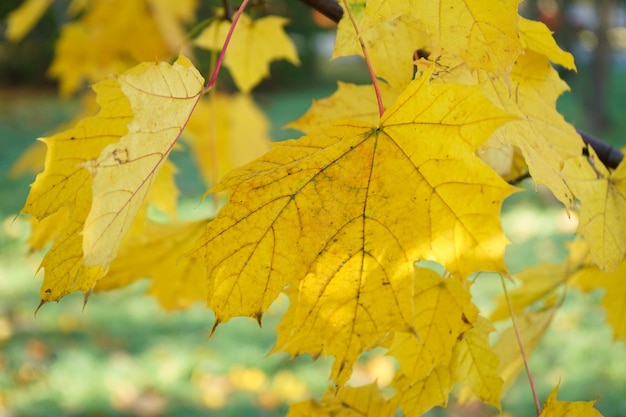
[{"xmin": 500, "ymin": 275, "xmax": 542, "ymax": 417}]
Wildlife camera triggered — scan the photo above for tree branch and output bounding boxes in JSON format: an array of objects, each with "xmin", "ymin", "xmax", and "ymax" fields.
[{"xmin": 298, "ymin": 0, "xmax": 624, "ymax": 170}]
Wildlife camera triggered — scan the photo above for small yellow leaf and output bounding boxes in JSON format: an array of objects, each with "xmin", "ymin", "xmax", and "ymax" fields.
[
  {"xmin": 562, "ymin": 148, "xmax": 626, "ymax": 271},
  {"xmin": 539, "ymin": 385, "xmax": 604, "ymax": 417},
  {"xmin": 82, "ymin": 55, "xmax": 203, "ymax": 268},
  {"xmin": 519, "ymin": 17, "xmax": 576, "ymax": 71},
  {"xmin": 287, "ymin": 383, "xmax": 398, "ymax": 417},
  {"xmin": 6, "ymin": 0, "xmax": 53, "ymax": 42},
  {"xmin": 570, "ymin": 260, "xmax": 626, "ymax": 340},
  {"xmin": 392, "ymin": 366, "xmax": 453, "ymax": 416},
  {"xmin": 388, "ymin": 268, "xmax": 478, "ymax": 379},
  {"xmin": 49, "ymin": 0, "xmax": 172, "ymax": 95},
  {"xmin": 495, "ymin": 305, "xmax": 557, "ymax": 393},
  {"xmin": 183, "ymin": 93, "xmax": 271, "ymax": 187},
  {"xmin": 452, "ymin": 316, "xmax": 503, "ymax": 409},
  {"xmin": 96, "ymin": 219, "xmax": 208, "ymax": 310},
  {"xmin": 195, "ymin": 14, "xmax": 299, "ymax": 93}
]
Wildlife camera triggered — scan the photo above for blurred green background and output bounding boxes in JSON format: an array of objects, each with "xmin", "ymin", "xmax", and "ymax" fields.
[{"xmin": 2, "ymin": 0, "xmax": 626, "ymax": 416}]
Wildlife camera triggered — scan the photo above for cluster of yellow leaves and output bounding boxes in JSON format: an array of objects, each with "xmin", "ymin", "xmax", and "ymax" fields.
[{"xmin": 11, "ymin": 0, "xmax": 626, "ymax": 416}]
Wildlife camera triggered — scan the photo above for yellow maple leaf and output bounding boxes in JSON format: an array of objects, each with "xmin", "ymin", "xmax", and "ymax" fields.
[
  {"xmin": 287, "ymin": 82, "xmax": 399, "ymax": 136},
  {"xmin": 570, "ymin": 260, "xmax": 626, "ymax": 340},
  {"xmin": 452, "ymin": 316, "xmax": 503, "ymax": 409},
  {"xmin": 388, "ymin": 268, "xmax": 478, "ymax": 379},
  {"xmin": 49, "ymin": 0, "xmax": 173, "ymax": 95},
  {"xmin": 193, "ymin": 72, "xmax": 513, "ymax": 382},
  {"xmin": 22, "ymin": 77, "xmax": 132, "ymax": 303},
  {"xmin": 412, "ymin": 0, "xmax": 522, "ymax": 74},
  {"xmin": 22, "ymin": 56, "xmax": 203, "ymax": 305},
  {"xmin": 195, "ymin": 14, "xmax": 299, "ymax": 93},
  {"xmin": 183, "ymin": 93, "xmax": 271, "ymax": 187},
  {"xmin": 494, "ymin": 305, "xmax": 557, "ymax": 393},
  {"xmin": 95, "ymin": 219, "xmax": 208, "ymax": 310},
  {"xmin": 519, "ymin": 17, "xmax": 576, "ymax": 71},
  {"xmin": 82, "ymin": 55, "xmax": 203, "ymax": 268},
  {"xmin": 392, "ymin": 366, "xmax": 453, "ymax": 416},
  {"xmin": 539, "ymin": 385, "xmax": 604, "ymax": 417},
  {"xmin": 287, "ymin": 383, "xmax": 398, "ymax": 417},
  {"xmin": 562, "ymin": 148, "xmax": 626, "ymax": 271},
  {"xmin": 6, "ymin": 0, "xmax": 53, "ymax": 42},
  {"xmin": 334, "ymin": 3, "xmax": 427, "ymax": 90}
]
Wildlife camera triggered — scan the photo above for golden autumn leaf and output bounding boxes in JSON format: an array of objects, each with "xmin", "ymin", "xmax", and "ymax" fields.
[
  {"xmin": 562, "ymin": 150, "xmax": 626, "ymax": 271},
  {"xmin": 287, "ymin": 383, "xmax": 398, "ymax": 417},
  {"xmin": 81, "ymin": 55, "xmax": 203, "ymax": 268},
  {"xmin": 452, "ymin": 316, "xmax": 503, "ymax": 409},
  {"xmin": 286, "ymin": 82, "xmax": 399, "ymax": 136},
  {"xmin": 570, "ymin": 260, "xmax": 626, "ymax": 340},
  {"xmin": 22, "ymin": 78, "xmax": 132, "ymax": 302},
  {"xmin": 412, "ymin": 0, "xmax": 522, "ymax": 74},
  {"xmin": 21, "ymin": 56, "xmax": 203, "ymax": 304},
  {"xmin": 334, "ymin": 3, "xmax": 427, "ymax": 90},
  {"xmin": 183, "ymin": 93, "xmax": 271, "ymax": 187},
  {"xmin": 194, "ymin": 72, "xmax": 513, "ymax": 382},
  {"xmin": 6, "ymin": 0, "xmax": 53, "ymax": 42},
  {"xmin": 388, "ymin": 268, "xmax": 478, "ymax": 379},
  {"xmin": 539, "ymin": 385, "xmax": 604, "ymax": 417},
  {"xmin": 49, "ymin": 0, "xmax": 173, "ymax": 95},
  {"xmin": 195, "ymin": 14, "xmax": 299, "ymax": 93},
  {"xmin": 95, "ymin": 219, "xmax": 208, "ymax": 310},
  {"xmin": 392, "ymin": 366, "xmax": 453, "ymax": 416}
]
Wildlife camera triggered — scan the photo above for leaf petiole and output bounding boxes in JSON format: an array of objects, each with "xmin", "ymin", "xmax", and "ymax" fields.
[
  {"xmin": 204, "ymin": 0, "xmax": 251, "ymax": 93},
  {"xmin": 500, "ymin": 274, "xmax": 542, "ymax": 417}
]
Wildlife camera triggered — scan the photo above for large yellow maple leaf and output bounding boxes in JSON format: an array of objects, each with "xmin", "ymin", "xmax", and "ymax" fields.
[
  {"xmin": 193, "ymin": 72, "xmax": 514, "ymax": 382},
  {"xmin": 195, "ymin": 14, "xmax": 300, "ymax": 93},
  {"xmin": 22, "ymin": 56, "xmax": 203, "ymax": 304}
]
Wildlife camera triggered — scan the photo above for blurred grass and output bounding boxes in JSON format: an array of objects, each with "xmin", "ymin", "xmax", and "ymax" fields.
[{"xmin": 1, "ymin": 65, "xmax": 626, "ymax": 417}]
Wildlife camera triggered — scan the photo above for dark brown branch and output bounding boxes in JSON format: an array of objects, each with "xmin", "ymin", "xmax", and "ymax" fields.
[
  {"xmin": 300, "ymin": 0, "xmax": 343, "ymax": 23},
  {"xmin": 577, "ymin": 129, "xmax": 623, "ymax": 169},
  {"xmin": 298, "ymin": 0, "xmax": 624, "ymax": 171}
]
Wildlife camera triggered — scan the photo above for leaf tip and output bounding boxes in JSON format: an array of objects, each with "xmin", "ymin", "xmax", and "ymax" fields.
[{"xmin": 208, "ymin": 318, "xmax": 222, "ymax": 338}]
